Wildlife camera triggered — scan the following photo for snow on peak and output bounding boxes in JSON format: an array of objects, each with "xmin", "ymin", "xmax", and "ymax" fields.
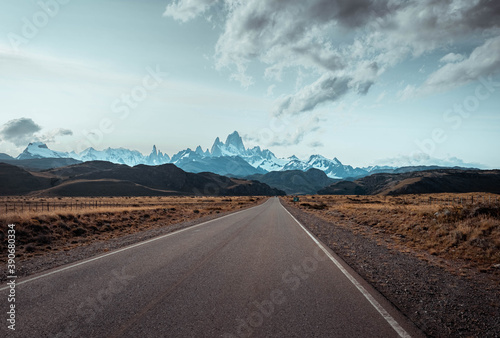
[
  {"xmin": 13, "ymin": 131, "xmax": 364, "ymax": 178},
  {"xmin": 17, "ymin": 142, "xmax": 69, "ymax": 160}
]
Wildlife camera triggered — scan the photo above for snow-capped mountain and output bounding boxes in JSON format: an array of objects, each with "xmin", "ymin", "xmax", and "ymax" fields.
[
  {"xmin": 77, "ymin": 147, "xmax": 148, "ymax": 166},
  {"xmin": 13, "ymin": 131, "xmax": 395, "ymax": 178},
  {"xmin": 280, "ymin": 154, "xmax": 369, "ymax": 179},
  {"xmin": 17, "ymin": 142, "xmax": 170, "ymax": 167},
  {"xmin": 203, "ymin": 131, "xmax": 287, "ymax": 172},
  {"xmin": 147, "ymin": 145, "xmax": 171, "ymax": 165},
  {"xmin": 17, "ymin": 142, "xmax": 70, "ymax": 160}
]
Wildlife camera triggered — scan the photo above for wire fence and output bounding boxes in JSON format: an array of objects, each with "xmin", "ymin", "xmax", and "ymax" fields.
[
  {"xmin": 2, "ymin": 200, "xmax": 155, "ymax": 214},
  {"xmin": 427, "ymin": 195, "xmax": 499, "ymax": 206}
]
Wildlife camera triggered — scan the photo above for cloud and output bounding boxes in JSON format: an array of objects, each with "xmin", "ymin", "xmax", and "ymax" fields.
[
  {"xmin": 40, "ymin": 128, "xmax": 73, "ymax": 144},
  {"xmin": 163, "ymin": 0, "xmax": 219, "ymax": 22},
  {"xmin": 273, "ymin": 75, "xmax": 351, "ymax": 116},
  {"xmin": 0, "ymin": 118, "xmax": 73, "ymax": 147},
  {"xmin": 376, "ymin": 153, "xmax": 485, "ymax": 169},
  {"xmin": 309, "ymin": 141, "xmax": 324, "ymax": 148},
  {"xmin": 273, "ymin": 70, "xmax": 376, "ymax": 116},
  {"xmin": 403, "ymin": 36, "xmax": 500, "ymax": 97},
  {"xmin": 0, "ymin": 118, "xmax": 41, "ymax": 146},
  {"xmin": 244, "ymin": 112, "xmax": 326, "ymax": 148},
  {"xmin": 165, "ymin": 0, "xmax": 500, "ymax": 116},
  {"xmin": 440, "ymin": 53, "xmax": 465, "ymax": 63}
]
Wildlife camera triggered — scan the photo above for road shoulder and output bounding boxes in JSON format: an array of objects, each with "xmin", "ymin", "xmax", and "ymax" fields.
[{"xmin": 281, "ymin": 198, "xmax": 500, "ymax": 337}]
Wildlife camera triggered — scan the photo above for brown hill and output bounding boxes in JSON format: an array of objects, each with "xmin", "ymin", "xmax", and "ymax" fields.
[
  {"xmin": 44, "ymin": 160, "xmax": 124, "ymax": 178},
  {"xmin": 1, "ymin": 158, "xmax": 82, "ymax": 171},
  {"xmin": 0, "ymin": 161, "xmax": 285, "ymax": 197},
  {"xmin": 0, "ymin": 163, "xmax": 54, "ymax": 195},
  {"xmin": 318, "ymin": 169, "xmax": 500, "ymax": 195},
  {"xmin": 36, "ymin": 179, "xmax": 183, "ymax": 197},
  {"xmin": 245, "ymin": 168, "xmax": 337, "ymax": 195}
]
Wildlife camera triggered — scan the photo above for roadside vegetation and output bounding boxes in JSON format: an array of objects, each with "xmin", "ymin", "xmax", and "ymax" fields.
[
  {"xmin": 285, "ymin": 193, "xmax": 500, "ymax": 272},
  {"xmin": 0, "ymin": 196, "xmax": 263, "ymax": 262}
]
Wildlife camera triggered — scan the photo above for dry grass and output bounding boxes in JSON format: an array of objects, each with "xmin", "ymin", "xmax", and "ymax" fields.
[
  {"xmin": 285, "ymin": 193, "xmax": 500, "ymax": 271},
  {"xmin": 0, "ymin": 196, "xmax": 263, "ymax": 262}
]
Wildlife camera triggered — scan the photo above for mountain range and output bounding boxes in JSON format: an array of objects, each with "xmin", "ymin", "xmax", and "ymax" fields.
[
  {"xmin": 318, "ymin": 169, "xmax": 500, "ymax": 195},
  {"xmin": 10, "ymin": 131, "xmax": 389, "ymax": 179},
  {"xmin": 9, "ymin": 131, "xmax": 478, "ymax": 181}
]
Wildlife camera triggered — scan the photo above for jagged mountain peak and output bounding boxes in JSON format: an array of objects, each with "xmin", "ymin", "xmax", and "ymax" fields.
[
  {"xmin": 225, "ymin": 131, "xmax": 246, "ymax": 155},
  {"xmin": 17, "ymin": 142, "xmax": 69, "ymax": 160},
  {"xmin": 225, "ymin": 131, "xmax": 244, "ymax": 146},
  {"xmin": 13, "ymin": 131, "xmax": 373, "ymax": 179}
]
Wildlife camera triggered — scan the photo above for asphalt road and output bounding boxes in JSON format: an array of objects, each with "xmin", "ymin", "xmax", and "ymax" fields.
[{"xmin": 1, "ymin": 197, "xmax": 423, "ymax": 337}]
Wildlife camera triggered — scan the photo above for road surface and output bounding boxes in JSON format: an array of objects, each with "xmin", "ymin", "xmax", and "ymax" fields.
[{"xmin": 1, "ymin": 197, "xmax": 423, "ymax": 337}]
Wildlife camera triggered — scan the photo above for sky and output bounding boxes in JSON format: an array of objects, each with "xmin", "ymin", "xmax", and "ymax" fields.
[{"xmin": 0, "ymin": 0, "xmax": 499, "ymax": 168}]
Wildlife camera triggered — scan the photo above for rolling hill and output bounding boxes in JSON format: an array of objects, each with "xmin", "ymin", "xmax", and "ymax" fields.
[
  {"xmin": 318, "ymin": 169, "xmax": 500, "ymax": 195},
  {"xmin": 0, "ymin": 161, "xmax": 285, "ymax": 197},
  {"xmin": 245, "ymin": 168, "xmax": 338, "ymax": 195}
]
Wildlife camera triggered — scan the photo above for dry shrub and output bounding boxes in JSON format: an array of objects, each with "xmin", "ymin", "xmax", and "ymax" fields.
[
  {"xmin": 288, "ymin": 194, "xmax": 500, "ymax": 269},
  {"xmin": 0, "ymin": 195, "xmax": 263, "ymax": 261}
]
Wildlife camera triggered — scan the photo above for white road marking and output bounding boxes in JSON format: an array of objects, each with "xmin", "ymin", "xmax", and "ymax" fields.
[
  {"xmin": 280, "ymin": 202, "xmax": 412, "ymax": 338},
  {"xmin": 0, "ymin": 202, "xmax": 268, "ymax": 291}
]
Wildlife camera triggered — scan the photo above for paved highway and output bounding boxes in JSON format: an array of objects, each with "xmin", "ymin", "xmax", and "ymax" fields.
[{"xmin": 1, "ymin": 197, "xmax": 423, "ymax": 337}]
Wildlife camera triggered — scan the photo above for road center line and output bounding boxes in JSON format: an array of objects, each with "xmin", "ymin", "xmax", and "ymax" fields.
[{"xmin": 280, "ymin": 201, "xmax": 412, "ymax": 338}]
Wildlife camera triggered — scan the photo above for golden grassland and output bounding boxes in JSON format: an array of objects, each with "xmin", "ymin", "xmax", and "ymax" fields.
[
  {"xmin": 0, "ymin": 196, "xmax": 264, "ymax": 262},
  {"xmin": 285, "ymin": 193, "xmax": 500, "ymax": 271}
]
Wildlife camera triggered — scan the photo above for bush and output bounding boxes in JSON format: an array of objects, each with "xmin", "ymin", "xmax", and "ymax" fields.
[
  {"xmin": 72, "ymin": 227, "xmax": 87, "ymax": 237},
  {"xmin": 35, "ymin": 234, "xmax": 52, "ymax": 245}
]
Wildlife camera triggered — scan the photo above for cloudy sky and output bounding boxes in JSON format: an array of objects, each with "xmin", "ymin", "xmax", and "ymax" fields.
[{"xmin": 0, "ymin": 0, "xmax": 499, "ymax": 168}]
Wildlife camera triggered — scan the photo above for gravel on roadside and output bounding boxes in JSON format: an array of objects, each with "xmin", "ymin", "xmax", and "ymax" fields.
[{"xmin": 281, "ymin": 200, "xmax": 500, "ymax": 338}]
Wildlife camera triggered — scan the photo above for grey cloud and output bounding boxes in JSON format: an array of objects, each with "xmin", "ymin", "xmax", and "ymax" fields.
[
  {"xmin": 274, "ymin": 75, "xmax": 351, "ymax": 116},
  {"xmin": 377, "ymin": 153, "xmax": 485, "ymax": 169},
  {"xmin": 0, "ymin": 118, "xmax": 73, "ymax": 147},
  {"xmin": 166, "ymin": 0, "xmax": 500, "ymax": 118},
  {"xmin": 355, "ymin": 81, "xmax": 374, "ymax": 95},
  {"xmin": 461, "ymin": 0, "xmax": 500, "ymax": 31},
  {"xmin": 370, "ymin": 0, "xmax": 500, "ymax": 60},
  {"xmin": 0, "ymin": 118, "xmax": 41, "ymax": 146},
  {"xmin": 403, "ymin": 35, "xmax": 500, "ymax": 97},
  {"xmin": 163, "ymin": 0, "xmax": 218, "ymax": 22},
  {"xmin": 440, "ymin": 53, "xmax": 465, "ymax": 63},
  {"xmin": 40, "ymin": 128, "xmax": 74, "ymax": 143},
  {"xmin": 58, "ymin": 128, "xmax": 73, "ymax": 136},
  {"xmin": 307, "ymin": 0, "xmax": 394, "ymax": 28},
  {"xmin": 309, "ymin": 141, "xmax": 324, "ymax": 148}
]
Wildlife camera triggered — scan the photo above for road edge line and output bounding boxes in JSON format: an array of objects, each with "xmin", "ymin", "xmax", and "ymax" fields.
[
  {"xmin": 280, "ymin": 202, "xmax": 412, "ymax": 338},
  {"xmin": 0, "ymin": 199, "xmax": 270, "ymax": 291}
]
